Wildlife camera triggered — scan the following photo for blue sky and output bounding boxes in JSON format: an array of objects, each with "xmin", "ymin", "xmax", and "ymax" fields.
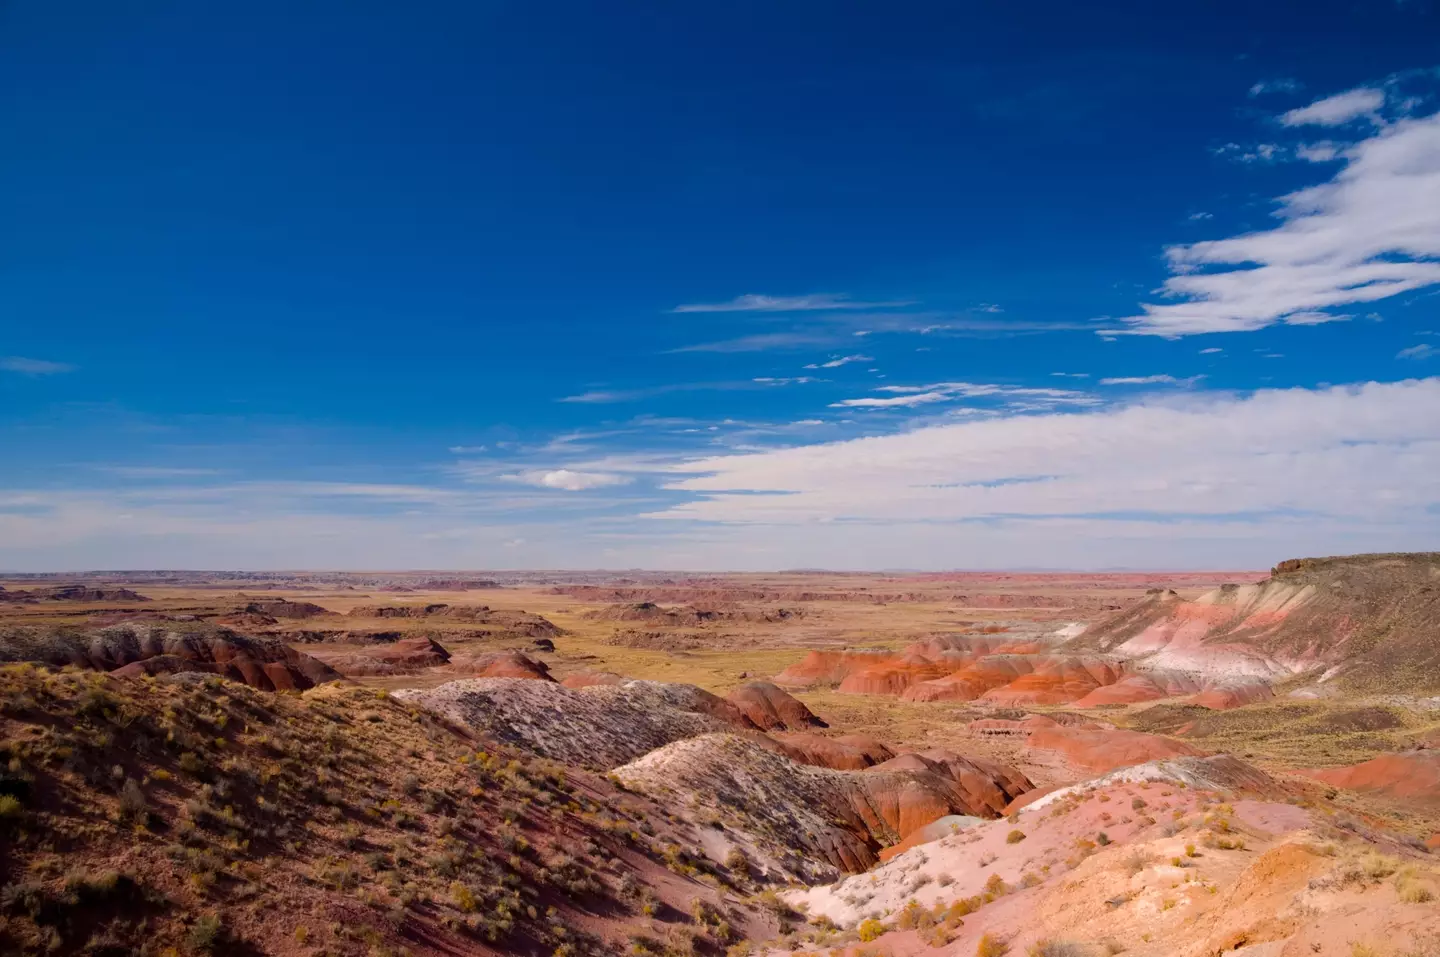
[{"xmin": 3, "ymin": 1, "xmax": 1439, "ymax": 570}]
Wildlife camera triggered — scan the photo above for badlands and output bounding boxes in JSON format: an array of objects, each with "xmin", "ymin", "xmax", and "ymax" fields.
[{"xmin": 1, "ymin": 554, "xmax": 1438, "ymax": 956}]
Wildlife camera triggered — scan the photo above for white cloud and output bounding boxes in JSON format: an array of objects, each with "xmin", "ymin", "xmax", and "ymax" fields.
[
  {"xmin": 1249, "ymin": 78, "xmax": 1302, "ymax": 98},
  {"xmin": 513, "ymin": 469, "xmax": 633, "ymax": 491},
  {"xmin": 804, "ymin": 354, "xmax": 874, "ymax": 369},
  {"xmin": 1281, "ymin": 87, "xmax": 1385, "ymax": 126},
  {"xmin": 667, "ymin": 332, "xmax": 839, "ymax": 353},
  {"xmin": 831, "ymin": 391, "xmax": 954, "ymax": 409},
  {"xmin": 448, "ymin": 445, "xmax": 488, "ymax": 454},
  {"xmin": 1188, "ymin": 211, "xmax": 1214, "ymax": 221},
  {"xmin": 753, "ymin": 376, "xmax": 818, "ymax": 385},
  {"xmin": 1, "ymin": 356, "xmax": 75, "ymax": 375},
  {"xmin": 831, "ymin": 381, "xmax": 1094, "ymax": 409},
  {"xmin": 653, "ymin": 380, "xmax": 1440, "ymax": 538},
  {"xmin": 670, "ymin": 293, "xmax": 912, "ymax": 313},
  {"xmin": 1296, "ymin": 141, "xmax": 1341, "ymax": 162},
  {"xmin": 1200, "ymin": 347, "xmax": 1224, "ymax": 354},
  {"xmin": 1113, "ymin": 101, "xmax": 1440, "ymax": 336},
  {"xmin": 1398, "ymin": 344, "xmax": 1438, "ymax": 360},
  {"xmin": 1213, "ymin": 142, "xmax": 1283, "ymax": 163},
  {"xmin": 1098, "ymin": 374, "xmax": 1204, "ymax": 386},
  {"xmin": 1050, "ymin": 372, "xmax": 1090, "ymax": 378}
]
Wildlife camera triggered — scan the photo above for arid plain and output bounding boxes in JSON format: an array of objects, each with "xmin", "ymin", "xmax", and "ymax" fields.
[{"xmin": 2, "ymin": 557, "xmax": 1439, "ymax": 956}]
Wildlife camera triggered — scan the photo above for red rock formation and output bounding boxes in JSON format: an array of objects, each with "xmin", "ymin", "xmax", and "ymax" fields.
[
  {"xmin": 977, "ymin": 655, "xmax": 1128, "ymax": 706},
  {"xmin": 450, "ymin": 650, "xmax": 555, "ymax": 681},
  {"xmin": 773, "ymin": 649, "xmax": 896, "ymax": 688},
  {"xmin": 967, "ymin": 715, "xmax": 1065, "ymax": 736},
  {"xmin": 1026, "ymin": 726, "xmax": 1205, "ymax": 773},
  {"xmin": 870, "ymin": 748, "xmax": 1034, "ymax": 817},
  {"xmin": 560, "ymin": 671, "xmax": 626, "ymax": 688},
  {"xmin": 837, "ymin": 651, "xmax": 956, "ymax": 695},
  {"xmin": 726, "ymin": 680, "xmax": 826, "ymax": 730},
  {"xmin": 1192, "ymin": 677, "xmax": 1275, "ymax": 710},
  {"xmin": 310, "ymin": 636, "xmax": 451, "ymax": 677},
  {"xmin": 1308, "ymin": 751, "xmax": 1440, "ymax": 804},
  {"xmin": 768, "ymin": 732, "xmax": 895, "ymax": 770},
  {"xmin": 101, "ymin": 637, "xmax": 340, "ymax": 691},
  {"xmin": 242, "ymin": 598, "xmax": 330, "ymax": 619}
]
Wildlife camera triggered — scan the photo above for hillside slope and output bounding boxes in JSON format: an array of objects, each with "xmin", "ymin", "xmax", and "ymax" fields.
[
  {"xmin": 1071, "ymin": 552, "xmax": 1440, "ymax": 693},
  {"xmin": 0, "ymin": 666, "xmax": 772, "ymax": 956}
]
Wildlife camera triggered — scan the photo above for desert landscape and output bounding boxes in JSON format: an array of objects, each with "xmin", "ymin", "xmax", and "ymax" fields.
[{"xmin": 2, "ymin": 555, "xmax": 1438, "ymax": 956}]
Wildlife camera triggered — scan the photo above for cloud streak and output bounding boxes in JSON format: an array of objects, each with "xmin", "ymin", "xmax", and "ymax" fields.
[
  {"xmin": 1281, "ymin": 87, "xmax": 1385, "ymax": 126},
  {"xmin": 830, "ymin": 381, "xmax": 1094, "ymax": 409},
  {"xmin": 655, "ymin": 379, "xmax": 1440, "ymax": 534},
  {"xmin": 1113, "ymin": 89, "xmax": 1440, "ymax": 336},
  {"xmin": 1, "ymin": 356, "xmax": 75, "ymax": 375},
  {"xmin": 804, "ymin": 354, "xmax": 873, "ymax": 369},
  {"xmin": 670, "ymin": 293, "xmax": 913, "ymax": 314}
]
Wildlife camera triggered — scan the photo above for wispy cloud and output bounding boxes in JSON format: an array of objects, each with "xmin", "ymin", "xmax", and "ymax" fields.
[
  {"xmin": 666, "ymin": 332, "xmax": 840, "ymax": 354},
  {"xmin": 1099, "ymin": 374, "xmax": 1205, "ymax": 386},
  {"xmin": 831, "ymin": 381, "xmax": 1094, "ymax": 409},
  {"xmin": 1212, "ymin": 142, "xmax": 1283, "ymax": 163},
  {"xmin": 95, "ymin": 466, "xmax": 223, "ymax": 478},
  {"xmin": 448, "ymin": 445, "xmax": 488, "ymax": 454},
  {"xmin": 831, "ymin": 391, "xmax": 953, "ymax": 409},
  {"xmin": 1112, "ymin": 88, "xmax": 1440, "ymax": 336},
  {"xmin": 1200, "ymin": 348, "xmax": 1224, "ymax": 354},
  {"xmin": 804, "ymin": 354, "xmax": 873, "ymax": 369},
  {"xmin": 559, "ymin": 382, "xmax": 755, "ymax": 402},
  {"xmin": 670, "ymin": 293, "xmax": 914, "ymax": 314},
  {"xmin": 752, "ymin": 376, "xmax": 818, "ymax": 386},
  {"xmin": 1398, "ymin": 344, "xmax": 1438, "ymax": 360},
  {"xmin": 1, "ymin": 356, "xmax": 75, "ymax": 375},
  {"xmin": 1188, "ymin": 211, "xmax": 1214, "ymax": 221},
  {"xmin": 1249, "ymin": 77, "xmax": 1302, "ymax": 98},
  {"xmin": 1281, "ymin": 86, "xmax": 1385, "ymax": 126},
  {"xmin": 1295, "ymin": 141, "xmax": 1341, "ymax": 162}
]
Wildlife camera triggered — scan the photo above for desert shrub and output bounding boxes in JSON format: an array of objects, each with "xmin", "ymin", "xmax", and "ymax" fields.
[
  {"xmin": 1006, "ymin": 830, "xmax": 1026, "ymax": 844},
  {"xmin": 0, "ymin": 794, "xmax": 23, "ymax": 821},
  {"xmin": 1096, "ymin": 832, "xmax": 1111, "ymax": 846},
  {"xmin": 188, "ymin": 914, "xmax": 224, "ymax": 953},
  {"xmin": 977, "ymin": 933, "xmax": 1008, "ymax": 957},
  {"xmin": 858, "ymin": 918, "xmax": 886, "ymax": 942},
  {"xmin": 1028, "ymin": 941, "xmax": 1085, "ymax": 957},
  {"xmin": 119, "ymin": 777, "xmax": 148, "ymax": 822}
]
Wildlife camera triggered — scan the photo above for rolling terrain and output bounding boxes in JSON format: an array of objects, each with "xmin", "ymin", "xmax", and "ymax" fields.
[{"xmin": 2, "ymin": 556, "xmax": 1439, "ymax": 955}]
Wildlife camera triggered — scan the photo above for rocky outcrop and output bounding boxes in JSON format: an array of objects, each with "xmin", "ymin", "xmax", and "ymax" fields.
[
  {"xmin": 449, "ymin": 650, "xmax": 554, "ymax": 681},
  {"xmin": 726, "ymin": 680, "xmax": 826, "ymax": 730},
  {"xmin": 0, "ymin": 585, "xmax": 150, "ymax": 603},
  {"xmin": 0, "ymin": 623, "xmax": 342, "ymax": 691},
  {"xmin": 766, "ymin": 732, "xmax": 895, "ymax": 770},
  {"xmin": 393, "ymin": 678, "xmax": 754, "ymax": 769},
  {"xmin": 241, "ymin": 598, "xmax": 330, "ymax": 619},
  {"xmin": 613, "ymin": 733, "xmax": 1032, "ymax": 880},
  {"xmin": 346, "ymin": 604, "xmax": 561, "ymax": 637},
  {"xmin": 560, "ymin": 671, "xmax": 626, "ymax": 688},
  {"xmin": 309, "ymin": 636, "xmax": 451, "ymax": 676},
  {"xmin": 1071, "ymin": 552, "xmax": 1440, "ymax": 694}
]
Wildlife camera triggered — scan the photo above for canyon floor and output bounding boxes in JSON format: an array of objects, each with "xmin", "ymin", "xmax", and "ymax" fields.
[{"xmin": 2, "ymin": 558, "xmax": 1438, "ymax": 956}]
